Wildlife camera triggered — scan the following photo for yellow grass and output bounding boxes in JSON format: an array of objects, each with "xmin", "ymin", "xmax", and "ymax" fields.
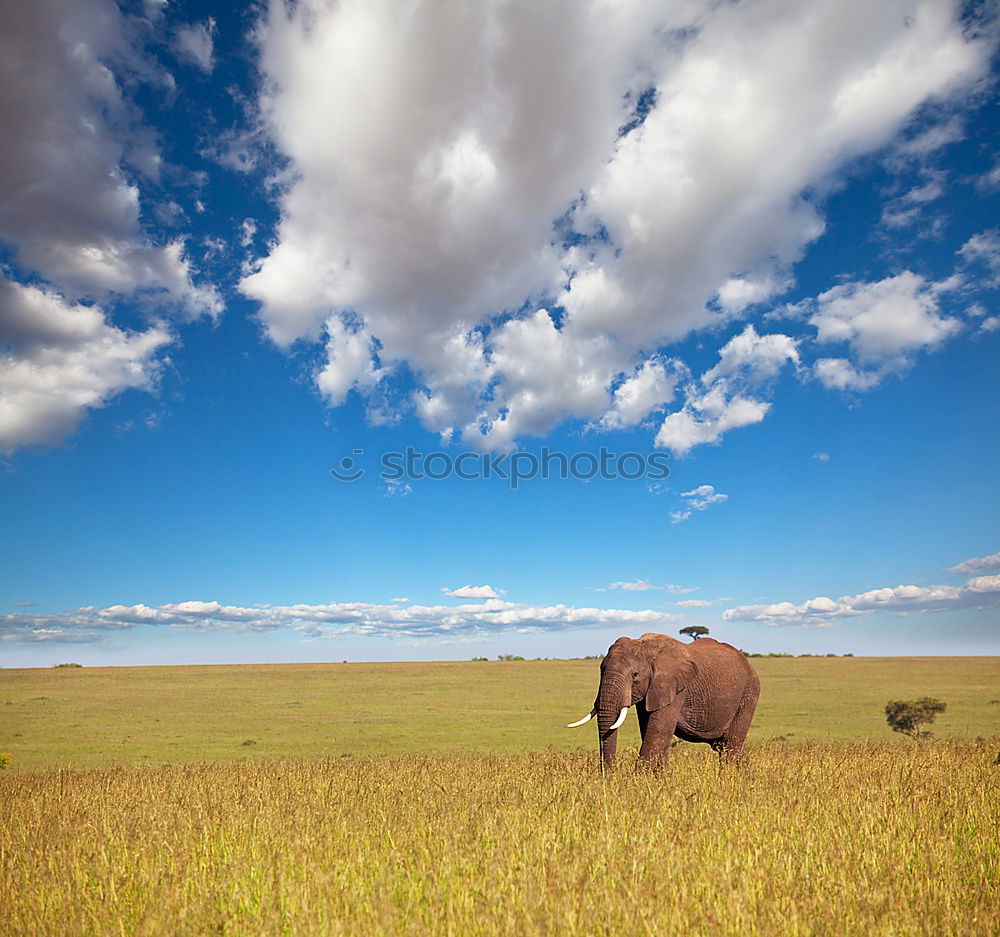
[{"xmin": 2, "ymin": 741, "xmax": 997, "ymax": 936}]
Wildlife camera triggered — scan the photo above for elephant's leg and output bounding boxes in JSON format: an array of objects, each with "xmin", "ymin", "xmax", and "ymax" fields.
[
  {"xmin": 719, "ymin": 694, "xmax": 757, "ymax": 764},
  {"xmin": 637, "ymin": 703, "xmax": 679, "ymax": 767},
  {"xmin": 636, "ymin": 704, "xmax": 650, "ymax": 744}
]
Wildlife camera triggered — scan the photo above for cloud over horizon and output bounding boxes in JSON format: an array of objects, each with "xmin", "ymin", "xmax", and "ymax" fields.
[
  {"xmin": 1, "ymin": 596, "xmax": 679, "ymax": 646},
  {"xmin": 724, "ymin": 573, "xmax": 1000, "ymax": 627},
  {"xmin": 949, "ymin": 549, "xmax": 1000, "ymax": 576}
]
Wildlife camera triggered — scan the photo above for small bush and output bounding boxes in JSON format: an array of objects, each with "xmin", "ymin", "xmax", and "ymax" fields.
[
  {"xmin": 53, "ymin": 663, "xmax": 83, "ymax": 669},
  {"xmin": 885, "ymin": 698, "xmax": 946, "ymax": 739},
  {"xmin": 0, "ymin": 753, "xmax": 12, "ymax": 770},
  {"xmin": 497, "ymin": 655, "xmax": 525, "ymax": 661}
]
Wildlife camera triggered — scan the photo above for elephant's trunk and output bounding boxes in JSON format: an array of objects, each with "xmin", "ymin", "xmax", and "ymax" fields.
[{"xmin": 595, "ymin": 674, "xmax": 629, "ymax": 769}]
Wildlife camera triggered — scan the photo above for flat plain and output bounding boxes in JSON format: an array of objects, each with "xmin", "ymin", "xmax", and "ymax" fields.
[
  {"xmin": 2, "ymin": 656, "xmax": 999, "ymax": 767},
  {"xmin": 1, "ymin": 657, "xmax": 998, "ymax": 936}
]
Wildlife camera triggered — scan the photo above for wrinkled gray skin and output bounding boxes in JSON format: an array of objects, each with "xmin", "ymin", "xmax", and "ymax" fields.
[{"xmin": 593, "ymin": 633, "xmax": 760, "ymax": 770}]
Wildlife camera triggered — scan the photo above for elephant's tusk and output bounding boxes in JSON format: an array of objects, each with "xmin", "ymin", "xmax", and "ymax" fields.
[
  {"xmin": 566, "ymin": 710, "xmax": 596, "ymax": 728},
  {"xmin": 609, "ymin": 707, "xmax": 628, "ymax": 731}
]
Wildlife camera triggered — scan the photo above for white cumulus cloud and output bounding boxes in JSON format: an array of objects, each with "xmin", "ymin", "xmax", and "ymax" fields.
[
  {"xmin": 599, "ymin": 358, "xmax": 678, "ymax": 431},
  {"xmin": 949, "ymin": 550, "xmax": 1000, "ymax": 576},
  {"xmin": 606, "ymin": 580, "xmax": 657, "ymax": 592},
  {"xmin": 0, "ymin": 1, "xmax": 221, "ymax": 312},
  {"xmin": 0, "ymin": 278, "xmax": 170, "ymax": 453},
  {"xmin": 811, "ymin": 272, "xmax": 961, "ymax": 360},
  {"xmin": 958, "ymin": 229, "xmax": 1000, "ymax": 287},
  {"xmin": 809, "ymin": 272, "xmax": 961, "ymax": 390},
  {"xmin": 0, "ymin": 0, "xmax": 221, "ymax": 453},
  {"xmin": 701, "ymin": 326, "xmax": 800, "ymax": 386},
  {"xmin": 1, "ymin": 595, "xmax": 679, "ymax": 645},
  {"xmin": 681, "ymin": 485, "xmax": 729, "ymax": 509},
  {"xmin": 657, "ymin": 389, "xmax": 771, "ymax": 457},
  {"xmin": 240, "ymin": 0, "xmax": 992, "ymax": 451},
  {"xmin": 670, "ymin": 483, "xmax": 729, "ymax": 523},
  {"xmin": 725, "ymin": 573, "xmax": 1000, "ymax": 627},
  {"xmin": 813, "ymin": 357, "xmax": 886, "ymax": 392},
  {"xmin": 442, "ymin": 585, "xmax": 504, "ymax": 600},
  {"xmin": 174, "ymin": 19, "xmax": 216, "ymax": 73},
  {"xmin": 655, "ymin": 324, "xmax": 797, "ymax": 455},
  {"xmin": 666, "ymin": 584, "xmax": 699, "ymax": 594}
]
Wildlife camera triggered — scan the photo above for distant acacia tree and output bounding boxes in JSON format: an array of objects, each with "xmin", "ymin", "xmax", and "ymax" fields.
[
  {"xmin": 885, "ymin": 698, "xmax": 946, "ymax": 739},
  {"xmin": 679, "ymin": 626, "xmax": 710, "ymax": 640}
]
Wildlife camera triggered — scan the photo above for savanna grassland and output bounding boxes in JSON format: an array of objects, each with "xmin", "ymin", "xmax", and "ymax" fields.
[
  {"xmin": 2, "ymin": 656, "xmax": 999, "ymax": 768},
  {"xmin": 2, "ymin": 744, "xmax": 997, "ymax": 936},
  {"xmin": 1, "ymin": 658, "xmax": 998, "ymax": 936}
]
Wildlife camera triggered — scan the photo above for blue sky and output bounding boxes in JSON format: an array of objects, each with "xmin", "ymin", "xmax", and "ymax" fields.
[{"xmin": 1, "ymin": 0, "xmax": 999, "ymax": 666}]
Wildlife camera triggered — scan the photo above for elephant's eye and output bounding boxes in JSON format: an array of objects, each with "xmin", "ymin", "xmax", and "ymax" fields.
[{"xmin": 632, "ymin": 671, "xmax": 640, "ymax": 679}]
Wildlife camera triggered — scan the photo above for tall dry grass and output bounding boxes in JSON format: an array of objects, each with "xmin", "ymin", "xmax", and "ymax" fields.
[{"xmin": 1, "ymin": 741, "xmax": 996, "ymax": 936}]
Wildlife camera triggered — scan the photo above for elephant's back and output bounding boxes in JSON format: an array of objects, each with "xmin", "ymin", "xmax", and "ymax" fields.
[{"xmin": 688, "ymin": 638, "xmax": 758, "ymax": 694}]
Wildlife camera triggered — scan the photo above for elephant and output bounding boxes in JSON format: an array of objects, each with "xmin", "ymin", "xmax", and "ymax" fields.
[{"xmin": 568, "ymin": 632, "xmax": 760, "ymax": 770}]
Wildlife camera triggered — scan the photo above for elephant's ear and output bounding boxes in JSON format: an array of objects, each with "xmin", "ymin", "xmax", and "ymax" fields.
[{"xmin": 646, "ymin": 652, "xmax": 697, "ymax": 712}]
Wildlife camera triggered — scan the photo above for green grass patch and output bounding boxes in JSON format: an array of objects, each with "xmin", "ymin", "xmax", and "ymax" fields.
[{"xmin": 1, "ymin": 657, "xmax": 998, "ymax": 769}]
